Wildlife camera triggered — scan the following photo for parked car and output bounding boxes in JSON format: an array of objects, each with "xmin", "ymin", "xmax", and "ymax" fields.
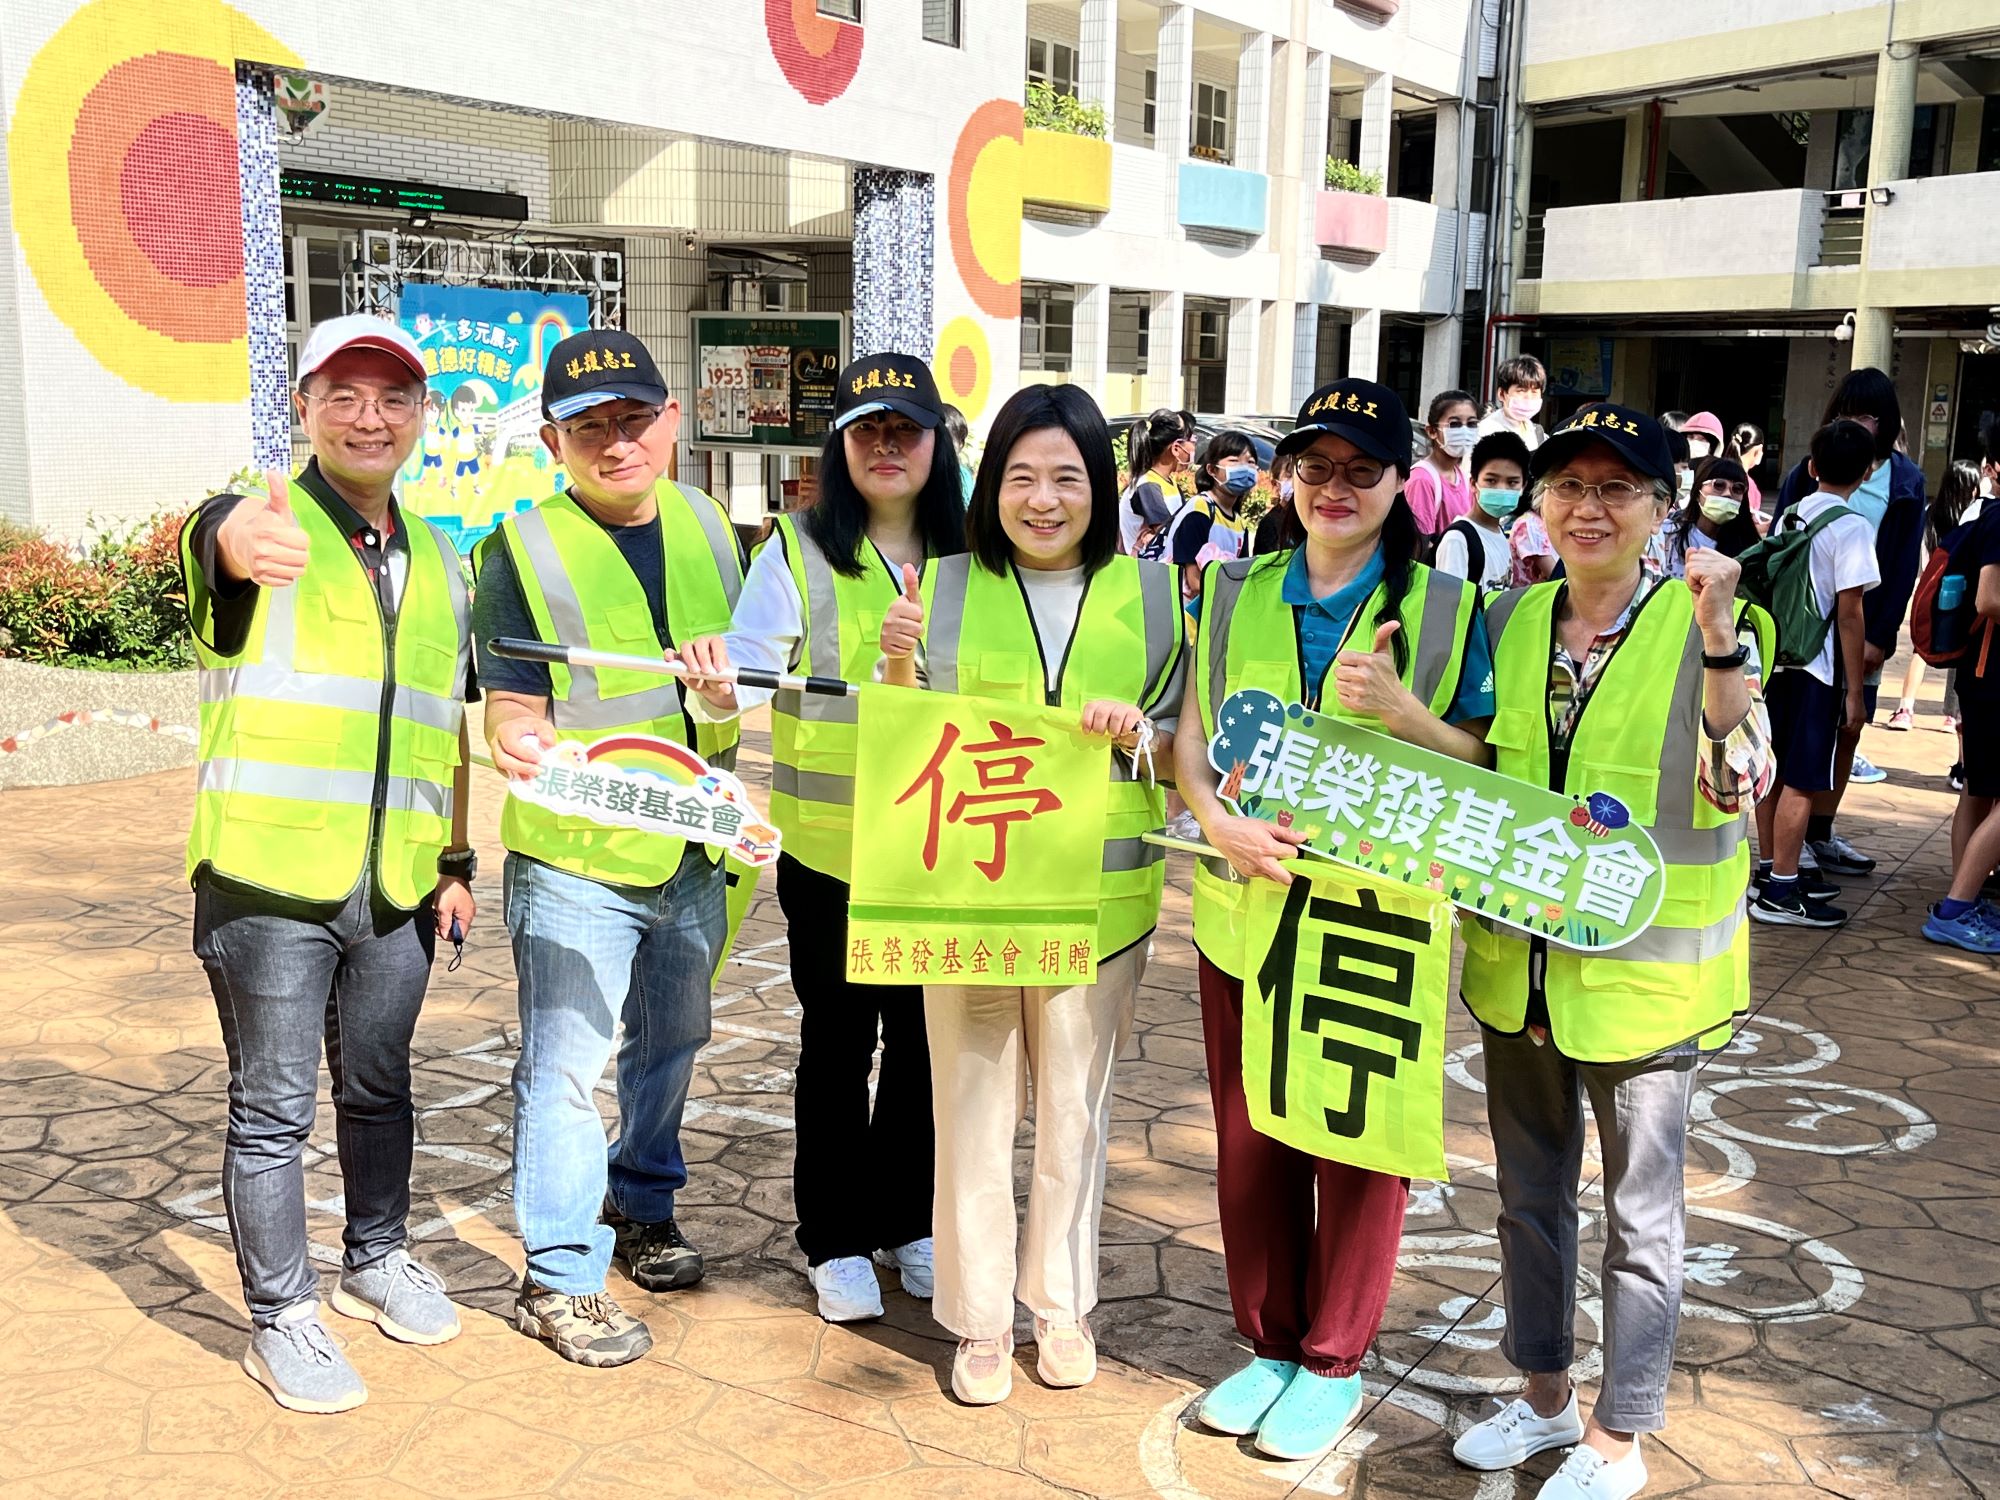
[{"xmin": 1106, "ymin": 413, "xmax": 1285, "ymax": 475}]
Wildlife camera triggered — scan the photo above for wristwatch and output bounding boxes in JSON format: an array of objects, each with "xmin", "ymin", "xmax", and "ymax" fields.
[
  {"xmin": 437, "ymin": 847, "xmax": 479, "ymax": 880},
  {"xmin": 1701, "ymin": 642, "xmax": 1749, "ymax": 670}
]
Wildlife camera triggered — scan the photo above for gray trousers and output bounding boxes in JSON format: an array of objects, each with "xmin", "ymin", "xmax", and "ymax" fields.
[{"xmin": 1482, "ymin": 1026, "xmax": 1699, "ymax": 1435}]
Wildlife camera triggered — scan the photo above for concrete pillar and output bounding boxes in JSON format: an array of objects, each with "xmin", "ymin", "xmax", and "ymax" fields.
[
  {"xmin": 1422, "ymin": 315, "xmax": 1461, "ymax": 398},
  {"xmin": 1434, "ymin": 101, "xmax": 1463, "ymax": 207},
  {"xmin": 236, "ymin": 66, "xmax": 290, "ymax": 471},
  {"xmin": 1348, "ymin": 307, "xmax": 1382, "ymax": 380},
  {"xmin": 1300, "ymin": 53, "xmax": 1333, "ymax": 261},
  {"xmin": 1078, "ymin": 0, "xmax": 1116, "ymax": 118},
  {"xmin": 1805, "ymin": 111, "xmax": 1838, "ymax": 189},
  {"xmin": 1619, "ymin": 105, "xmax": 1648, "ymax": 200},
  {"xmin": 1156, "ymin": 4, "xmax": 1194, "ymax": 225},
  {"xmin": 852, "ymin": 168, "xmax": 935, "ymax": 356},
  {"xmin": 1146, "ymin": 289, "xmax": 1186, "ymax": 408},
  {"xmin": 1853, "ymin": 44, "xmax": 1919, "ymax": 373},
  {"xmin": 1235, "ymin": 31, "xmax": 1273, "ymax": 175},
  {"xmin": 1357, "ymin": 70, "xmax": 1392, "ymax": 185},
  {"xmin": 1075, "ymin": 283, "xmax": 1111, "ymax": 405},
  {"xmin": 1226, "ymin": 298, "xmax": 1261, "ymax": 410},
  {"xmin": 1290, "ymin": 303, "xmax": 1320, "ymax": 406},
  {"xmin": 1950, "ymin": 99, "xmax": 1983, "ymax": 177}
]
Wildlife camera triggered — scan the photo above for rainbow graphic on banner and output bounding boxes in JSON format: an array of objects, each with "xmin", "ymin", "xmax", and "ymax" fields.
[{"xmin": 513, "ymin": 736, "xmax": 781, "ymax": 868}]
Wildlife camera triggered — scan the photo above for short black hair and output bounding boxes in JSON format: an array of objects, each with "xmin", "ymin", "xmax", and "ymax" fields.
[
  {"xmin": 1495, "ymin": 355, "xmax": 1544, "ymax": 393},
  {"xmin": 1659, "ymin": 410, "xmax": 1689, "ymax": 431},
  {"xmin": 1820, "ymin": 366, "xmax": 1901, "ymax": 462},
  {"xmin": 1666, "ymin": 428, "xmax": 1691, "ymax": 467},
  {"xmin": 942, "ymin": 404, "xmax": 970, "ymax": 448},
  {"xmin": 1195, "ymin": 428, "xmax": 1259, "ymax": 491},
  {"xmin": 1470, "ymin": 430, "xmax": 1530, "ymax": 481},
  {"xmin": 1426, "ymin": 389, "xmax": 1477, "ymax": 427},
  {"xmin": 1810, "ymin": 418, "xmax": 1876, "ymax": 489},
  {"xmin": 967, "ymin": 384, "xmax": 1121, "ymax": 577}
]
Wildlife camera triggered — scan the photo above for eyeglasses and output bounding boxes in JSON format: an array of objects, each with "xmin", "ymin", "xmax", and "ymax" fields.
[
  {"xmin": 557, "ymin": 408, "xmax": 662, "ymax": 448},
  {"xmin": 1293, "ymin": 453, "xmax": 1388, "ymax": 489},
  {"xmin": 1541, "ymin": 477, "xmax": 1654, "ymax": 509},
  {"xmin": 302, "ymin": 390, "xmax": 420, "ymax": 426}
]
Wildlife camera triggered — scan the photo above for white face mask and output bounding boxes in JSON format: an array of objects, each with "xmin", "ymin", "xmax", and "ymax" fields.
[
  {"xmin": 1686, "ymin": 438, "xmax": 1714, "ymax": 461},
  {"xmin": 1440, "ymin": 425, "xmax": 1479, "ymax": 458},
  {"xmin": 1676, "ymin": 470, "xmax": 1694, "ymax": 503},
  {"xmin": 1505, "ymin": 392, "xmax": 1543, "ymax": 422}
]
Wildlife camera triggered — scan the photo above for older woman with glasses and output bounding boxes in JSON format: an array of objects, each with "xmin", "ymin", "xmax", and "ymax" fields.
[{"xmin": 1452, "ymin": 405, "xmax": 1772, "ymax": 1500}]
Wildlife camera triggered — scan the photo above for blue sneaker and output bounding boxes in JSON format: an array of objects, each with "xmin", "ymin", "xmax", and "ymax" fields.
[
  {"xmin": 1252, "ymin": 1369, "xmax": 1364, "ymax": 1461},
  {"xmin": 1849, "ymin": 753, "xmax": 1888, "ymax": 786},
  {"xmin": 1923, "ymin": 903, "xmax": 2000, "ymax": 954},
  {"xmin": 1197, "ymin": 1356, "xmax": 1299, "ymax": 1435}
]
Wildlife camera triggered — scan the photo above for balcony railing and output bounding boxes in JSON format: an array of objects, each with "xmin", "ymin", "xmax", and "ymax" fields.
[{"xmin": 1817, "ymin": 191, "xmax": 1866, "ymax": 268}]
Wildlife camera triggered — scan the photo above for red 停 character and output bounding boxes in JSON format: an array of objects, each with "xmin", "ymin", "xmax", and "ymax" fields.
[{"xmin": 896, "ymin": 718, "xmax": 1065, "ymax": 881}]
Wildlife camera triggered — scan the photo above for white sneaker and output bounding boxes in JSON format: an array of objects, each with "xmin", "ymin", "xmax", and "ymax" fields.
[
  {"xmin": 1536, "ymin": 1441, "xmax": 1647, "ymax": 1500},
  {"xmin": 1452, "ymin": 1389, "xmax": 1586, "ymax": 1471},
  {"xmin": 808, "ymin": 1256, "xmax": 883, "ymax": 1322},
  {"xmin": 873, "ymin": 1238, "xmax": 935, "ymax": 1299}
]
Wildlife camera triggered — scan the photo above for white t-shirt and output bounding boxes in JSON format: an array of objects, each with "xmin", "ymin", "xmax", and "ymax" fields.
[
  {"xmin": 1433, "ymin": 520, "xmax": 1512, "ymax": 592},
  {"xmin": 1476, "ymin": 408, "xmax": 1546, "ymax": 451},
  {"xmin": 1790, "ymin": 491, "xmax": 1881, "ymax": 687},
  {"xmin": 1016, "ymin": 564, "xmax": 1087, "ymax": 694}
]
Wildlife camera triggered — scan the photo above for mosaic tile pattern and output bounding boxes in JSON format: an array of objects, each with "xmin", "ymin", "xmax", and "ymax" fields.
[
  {"xmin": 236, "ymin": 66, "xmax": 290, "ymax": 471},
  {"xmin": 852, "ymin": 168, "xmax": 935, "ymax": 359}
]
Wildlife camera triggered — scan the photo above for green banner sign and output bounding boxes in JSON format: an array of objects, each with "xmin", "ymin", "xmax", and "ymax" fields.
[
  {"xmin": 689, "ymin": 312, "xmax": 845, "ymax": 454},
  {"xmin": 1208, "ymin": 690, "xmax": 1665, "ymax": 953}
]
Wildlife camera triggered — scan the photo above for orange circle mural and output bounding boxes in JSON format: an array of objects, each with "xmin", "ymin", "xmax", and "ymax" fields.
[
  {"xmin": 9, "ymin": 0, "xmax": 298, "ymax": 402},
  {"xmin": 765, "ymin": 0, "xmax": 864, "ymax": 106},
  {"xmin": 935, "ymin": 317, "xmax": 992, "ymax": 423},
  {"xmin": 947, "ymin": 100, "xmax": 1024, "ymax": 321}
]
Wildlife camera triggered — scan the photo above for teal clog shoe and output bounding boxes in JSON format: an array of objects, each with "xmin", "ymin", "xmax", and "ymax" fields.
[
  {"xmin": 1252, "ymin": 1369, "xmax": 1363, "ymax": 1461},
  {"xmin": 1197, "ymin": 1357, "xmax": 1299, "ymax": 1436}
]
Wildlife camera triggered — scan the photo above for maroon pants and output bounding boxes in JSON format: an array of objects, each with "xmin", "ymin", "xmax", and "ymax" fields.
[{"xmin": 1198, "ymin": 954, "xmax": 1408, "ymax": 1377}]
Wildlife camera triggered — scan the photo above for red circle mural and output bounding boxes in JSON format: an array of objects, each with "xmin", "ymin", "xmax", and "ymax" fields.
[{"xmin": 765, "ymin": 0, "xmax": 863, "ymax": 106}]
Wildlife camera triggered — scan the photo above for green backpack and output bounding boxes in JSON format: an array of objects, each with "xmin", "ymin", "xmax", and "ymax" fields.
[{"xmin": 1734, "ymin": 503, "xmax": 1853, "ymax": 669}]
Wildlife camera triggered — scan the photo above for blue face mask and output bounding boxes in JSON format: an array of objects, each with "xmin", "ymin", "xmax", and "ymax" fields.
[
  {"xmin": 1220, "ymin": 466, "xmax": 1258, "ymax": 496},
  {"xmin": 1477, "ymin": 487, "xmax": 1521, "ymax": 518},
  {"xmin": 1848, "ymin": 457, "xmax": 1891, "ymax": 531}
]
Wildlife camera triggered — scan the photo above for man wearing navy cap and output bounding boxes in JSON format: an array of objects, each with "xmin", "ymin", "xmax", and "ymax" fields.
[{"xmin": 471, "ymin": 328, "xmax": 747, "ymax": 1366}]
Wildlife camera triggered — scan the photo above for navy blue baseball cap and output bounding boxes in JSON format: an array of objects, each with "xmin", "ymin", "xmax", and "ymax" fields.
[
  {"xmin": 833, "ymin": 352, "xmax": 945, "ymax": 430},
  {"xmin": 1277, "ymin": 378, "xmax": 1412, "ymax": 472},
  {"xmin": 1533, "ymin": 402, "xmax": 1675, "ymax": 482},
  {"xmin": 542, "ymin": 330, "xmax": 667, "ymax": 421}
]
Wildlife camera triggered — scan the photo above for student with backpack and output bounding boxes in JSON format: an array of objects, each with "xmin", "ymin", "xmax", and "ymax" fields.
[
  {"xmin": 1433, "ymin": 431, "xmax": 1526, "ymax": 593},
  {"xmin": 1748, "ymin": 420, "xmax": 1879, "ymax": 927},
  {"xmin": 1888, "ymin": 459, "xmax": 1981, "ymax": 731},
  {"xmin": 1120, "ymin": 410, "xmax": 1193, "ymax": 559}
]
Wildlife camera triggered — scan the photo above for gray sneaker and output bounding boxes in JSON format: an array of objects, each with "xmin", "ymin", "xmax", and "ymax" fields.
[
  {"xmin": 513, "ymin": 1275, "xmax": 654, "ymax": 1368},
  {"xmin": 243, "ymin": 1302, "xmax": 367, "ymax": 1414},
  {"xmin": 330, "ymin": 1248, "xmax": 461, "ymax": 1345}
]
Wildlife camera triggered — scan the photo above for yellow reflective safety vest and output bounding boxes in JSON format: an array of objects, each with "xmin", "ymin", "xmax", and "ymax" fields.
[
  {"xmin": 483, "ymin": 484, "xmax": 744, "ymax": 887},
  {"xmin": 1459, "ymin": 579, "xmax": 1751, "ymax": 1062},
  {"xmin": 182, "ymin": 477, "xmax": 469, "ymax": 909},
  {"xmin": 1736, "ymin": 600, "xmax": 1775, "ymax": 686},
  {"xmin": 1190, "ymin": 549, "xmax": 1481, "ymax": 978},
  {"xmin": 919, "ymin": 552, "xmax": 1184, "ymax": 959},
  {"xmin": 766, "ymin": 514, "xmax": 929, "ymax": 882}
]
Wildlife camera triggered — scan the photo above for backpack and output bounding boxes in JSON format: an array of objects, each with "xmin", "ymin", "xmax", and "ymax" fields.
[
  {"xmin": 1127, "ymin": 479, "xmax": 1177, "ymax": 561},
  {"xmin": 1910, "ymin": 516, "xmax": 1992, "ymax": 668},
  {"xmin": 1734, "ymin": 503, "xmax": 1853, "ymax": 670}
]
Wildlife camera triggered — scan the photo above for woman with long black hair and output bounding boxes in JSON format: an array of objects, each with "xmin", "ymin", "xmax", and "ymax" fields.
[
  {"xmin": 1660, "ymin": 455, "xmax": 1761, "ymax": 577},
  {"xmin": 681, "ymin": 353, "xmax": 966, "ymax": 1324},
  {"xmin": 1175, "ymin": 378, "xmax": 1494, "ymax": 1462}
]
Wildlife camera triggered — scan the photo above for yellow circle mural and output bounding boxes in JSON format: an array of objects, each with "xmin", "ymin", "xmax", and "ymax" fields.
[
  {"xmin": 935, "ymin": 317, "xmax": 992, "ymax": 423},
  {"xmin": 947, "ymin": 100, "xmax": 1023, "ymax": 320},
  {"xmin": 9, "ymin": 0, "xmax": 299, "ymax": 402}
]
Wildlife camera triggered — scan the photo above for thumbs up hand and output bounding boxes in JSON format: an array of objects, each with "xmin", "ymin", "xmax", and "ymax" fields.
[
  {"xmin": 1333, "ymin": 618, "xmax": 1417, "ymax": 725},
  {"xmin": 880, "ymin": 563, "xmax": 926, "ymax": 660},
  {"xmin": 217, "ymin": 469, "xmax": 312, "ymax": 588}
]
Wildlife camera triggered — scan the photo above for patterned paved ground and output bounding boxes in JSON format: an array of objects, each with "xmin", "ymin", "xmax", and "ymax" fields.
[{"xmin": 1, "ymin": 691, "xmax": 1997, "ymax": 1500}]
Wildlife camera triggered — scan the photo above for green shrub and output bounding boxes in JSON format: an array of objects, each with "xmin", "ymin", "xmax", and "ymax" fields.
[
  {"xmin": 1025, "ymin": 82, "xmax": 1107, "ymax": 139},
  {"xmin": 0, "ymin": 513, "xmax": 192, "ymax": 670},
  {"xmin": 1324, "ymin": 158, "xmax": 1384, "ymax": 195}
]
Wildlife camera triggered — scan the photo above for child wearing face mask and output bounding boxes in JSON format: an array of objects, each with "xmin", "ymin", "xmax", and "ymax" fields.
[
  {"xmin": 1171, "ymin": 431, "xmax": 1262, "ymax": 598},
  {"xmin": 1682, "ymin": 411, "xmax": 1727, "ymax": 466},
  {"xmin": 1661, "ymin": 456, "xmax": 1762, "ymax": 577},
  {"xmin": 1476, "ymin": 354, "xmax": 1547, "ymax": 450},
  {"xmin": 1407, "ymin": 390, "xmax": 1479, "ymax": 540},
  {"xmin": 1434, "ymin": 430, "xmax": 1527, "ymax": 593}
]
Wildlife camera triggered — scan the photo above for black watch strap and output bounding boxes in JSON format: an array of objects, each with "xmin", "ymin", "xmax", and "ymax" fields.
[
  {"xmin": 1701, "ymin": 642, "xmax": 1749, "ymax": 670},
  {"xmin": 437, "ymin": 847, "xmax": 478, "ymax": 879}
]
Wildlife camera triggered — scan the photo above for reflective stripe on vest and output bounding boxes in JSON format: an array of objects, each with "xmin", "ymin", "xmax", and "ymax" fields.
[
  {"xmin": 1191, "ymin": 550, "xmax": 1479, "ymax": 977},
  {"xmin": 765, "ymin": 516, "xmax": 906, "ymax": 881},
  {"xmin": 183, "ymin": 483, "xmax": 468, "ymax": 908},
  {"xmin": 497, "ymin": 485, "xmax": 744, "ymax": 885},
  {"xmin": 1461, "ymin": 578, "xmax": 1750, "ymax": 1062},
  {"xmin": 921, "ymin": 553, "xmax": 1183, "ymax": 958}
]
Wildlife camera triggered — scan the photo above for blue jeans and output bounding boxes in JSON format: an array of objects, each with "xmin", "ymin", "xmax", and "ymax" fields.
[{"xmin": 504, "ymin": 848, "xmax": 724, "ymax": 1293}]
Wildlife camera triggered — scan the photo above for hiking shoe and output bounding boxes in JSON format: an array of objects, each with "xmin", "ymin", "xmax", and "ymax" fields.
[
  {"xmin": 1199, "ymin": 1356, "xmax": 1299, "ymax": 1436},
  {"xmin": 951, "ymin": 1335, "xmax": 1014, "ymax": 1405},
  {"xmin": 1809, "ymin": 834, "xmax": 1876, "ymax": 875},
  {"xmin": 1033, "ymin": 1314, "xmax": 1097, "ymax": 1388},
  {"xmin": 330, "ymin": 1248, "xmax": 460, "ymax": 1345},
  {"xmin": 243, "ymin": 1302, "xmax": 366, "ymax": 1414},
  {"xmin": 513, "ymin": 1276, "xmax": 653, "ymax": 1368},
  {"xmin": 1886, "ymin": 706, "xmax": 1915, "ymax": 731},
  {"xmin": 1453, "ymin": 1388, "xmax": 1584, "ymax": 1470},
  {"xmin": 1537, "ymin": 1441, "xmax": 1647, "ymax": 1500},
  {"xmin": 1253, "ymin": 1369, "xmax": 1363, "ymax": 1461},
  {"xmin": 873, "ymin": 1237, "xmax": 935, "ymax": 1299},
  {"xmin": 607, "ymin": 1208, "xmax": 704, "ymax": 1292},
  {"xmin": 809, "ymin": 1256, "xmax": 883, "ymax": 1323},
  {"xmin": 1923, "ymin": 904, "xmax": 2000, "ymax": 955},
  {"xmin": 1751, "ymin": 888, "xmax": 1848, "ymax": 928},
  {"xmin": 1849, "ymin": 753, "xmax": 1888, "ymax": 786}
]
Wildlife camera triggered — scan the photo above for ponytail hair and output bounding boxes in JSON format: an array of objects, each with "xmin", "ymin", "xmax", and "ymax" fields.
[{"xmin": 1127, "ymin": 408, "xmax": 1189, "ymax": 480}]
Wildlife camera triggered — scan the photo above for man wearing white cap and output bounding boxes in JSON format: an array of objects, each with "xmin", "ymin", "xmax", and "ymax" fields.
[{"xmin": 180, "ymin": 313, "xmax": 477, "ymax": 1413}]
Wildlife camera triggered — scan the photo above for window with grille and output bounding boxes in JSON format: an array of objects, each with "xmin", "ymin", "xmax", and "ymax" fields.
[
  {"xmin": 1027, "ymin": 37, "xmax": 1079, "ymax": 98},
  {"xmin": 1144, "ymin": 70, "xmax": 1157, "ymax": 136},
  {"xmin": 1193, "ymin": 83, "xmax": 1231, "ymax": 160},
  {"xmin": 1021, "ymin": 283, "xmax": 1076, "ymax": 373},
  {"xmin": 922, "ymin": 0, "xmax": 959, "ymax": 46},
  {"xmin": 817, "ymin": 0, "xmax": 860, "ymax": 21}
]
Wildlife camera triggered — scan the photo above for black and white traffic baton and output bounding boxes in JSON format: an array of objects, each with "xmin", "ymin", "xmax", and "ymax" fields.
[{"xmin": 487, "ymin": 636, "xmax": 859, "ymax": 698}]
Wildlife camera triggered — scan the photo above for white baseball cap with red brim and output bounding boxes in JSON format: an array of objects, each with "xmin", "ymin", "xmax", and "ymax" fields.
[{"xmin": 296, "ymin": 314, "xmax": 427, "ymax": 386}]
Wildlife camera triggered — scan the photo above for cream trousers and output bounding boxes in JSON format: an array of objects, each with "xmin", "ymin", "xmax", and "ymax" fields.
[{"xmin": 924, "ymin": 944, "xmax": 1146, "ymax": 1341}]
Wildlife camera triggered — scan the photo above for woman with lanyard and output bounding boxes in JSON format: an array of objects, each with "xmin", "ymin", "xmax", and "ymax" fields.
[
  {"xmin": 680, "ymin": 353, "xmax": 966, "ymax": 1325},
  {"xmin": 1174, "ymin": 378, "xmax": 1493, "ymax": 1462},
  {"xmin": 878, "ymin": 384, "xmax": 1184, "ymax": 1406},
  {"xmin": 1454, "ymin": 405, "xmax": 1768, "ymax": 1500}
]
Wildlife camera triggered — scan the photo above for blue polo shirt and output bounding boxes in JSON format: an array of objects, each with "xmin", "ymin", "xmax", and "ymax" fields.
[{"xmin": 1282, "ymin": 545, "xmax": 1494, "ymax": 723}]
